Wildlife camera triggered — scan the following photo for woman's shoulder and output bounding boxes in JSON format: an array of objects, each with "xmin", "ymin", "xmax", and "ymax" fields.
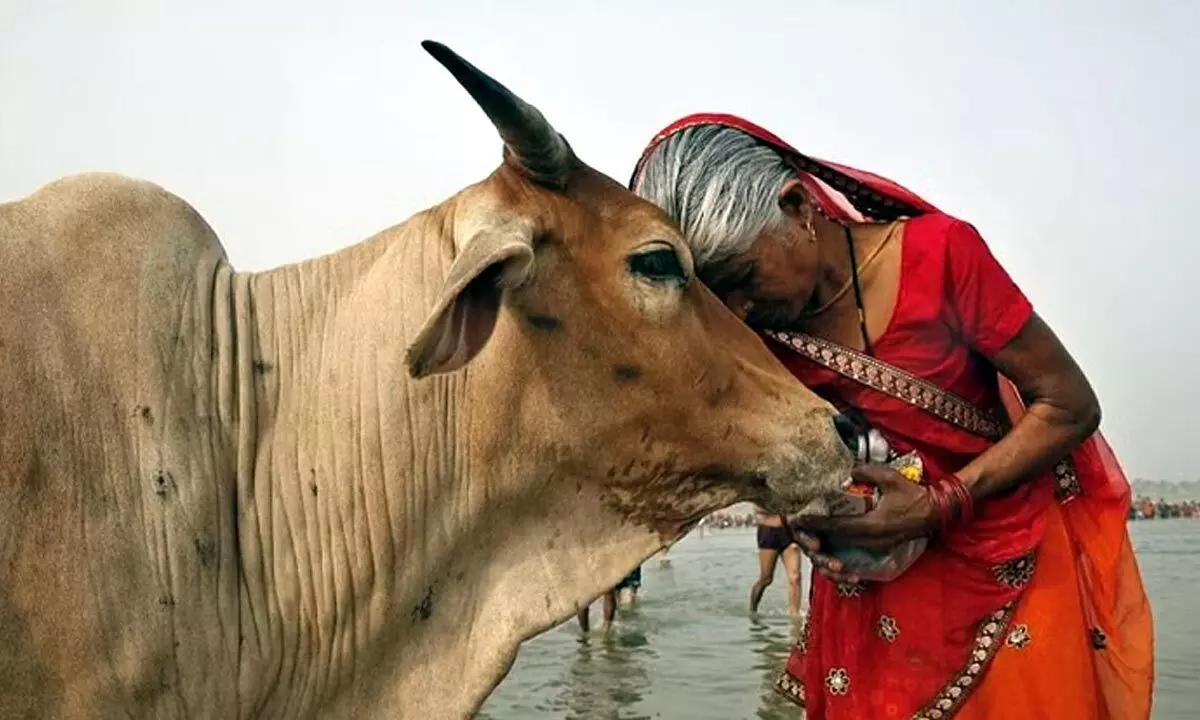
[
  {"xmin": 901, "ymin": 212, "xmax": 968, "ymax": 247},
  {"xmin": 895, "ymin": 211, "xmax": 1032, "ymax": 354},
  {"xmin": 899, "ymin": 212, "xmax": 992, "ymax": 272},
  {"xmin": 893, "ymin": 212, "xmax": 957, "ymax": 279}
]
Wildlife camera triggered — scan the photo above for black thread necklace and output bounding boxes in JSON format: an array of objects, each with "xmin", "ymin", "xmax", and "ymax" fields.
[{"xmin": 845, "ymin": 225, "xmax": 873, "ymax": 356}]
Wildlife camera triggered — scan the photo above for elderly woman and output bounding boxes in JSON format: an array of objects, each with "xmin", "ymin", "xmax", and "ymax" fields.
[{"xmin": 629, "ymin": 115, "xmax": 1154, "ymax": 719}]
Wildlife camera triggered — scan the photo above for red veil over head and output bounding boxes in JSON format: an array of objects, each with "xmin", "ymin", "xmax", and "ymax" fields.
[{"xmin": 629, "ymin": 112, "xmax": 939, "ymax": 224}]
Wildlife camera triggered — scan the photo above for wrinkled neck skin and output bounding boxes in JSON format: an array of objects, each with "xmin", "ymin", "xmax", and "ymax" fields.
[{"xmin": 229, "ymin": 209, "xmax": 664, "ymax": 719}]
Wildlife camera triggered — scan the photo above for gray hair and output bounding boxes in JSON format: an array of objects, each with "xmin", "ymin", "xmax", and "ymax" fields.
[{"xmin": 632, "ymin": 124, "xmax": 798, "ymax": 272}]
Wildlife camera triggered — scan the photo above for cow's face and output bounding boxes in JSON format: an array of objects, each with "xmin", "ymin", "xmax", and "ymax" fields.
[{"xmin": 407, "ymin": 43, "xmax": 854, "ymax": 537}]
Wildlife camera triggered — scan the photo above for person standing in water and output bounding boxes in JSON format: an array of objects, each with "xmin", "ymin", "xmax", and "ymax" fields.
[
  {"xmin": 749, "ymin": 503, "xmax": 804, "ymax": 617},
  {"xmin": 576, "ymin": 565, "xmax": 642, "ymax": 633}
]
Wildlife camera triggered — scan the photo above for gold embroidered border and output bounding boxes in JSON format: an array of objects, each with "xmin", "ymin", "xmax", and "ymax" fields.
[
  {"xmin": 1053, "ymin": 457, "xmax": 1082, "ymax": 501},
  {"xmin": 795, "ymin": 613, "xmax": 811, "ymax": 654},
  {"xmin": 765, "ymin": 330, "xmax": 1008, "ymax": 442},
  {"xmin": 911, "ymin": 602, "xmax": 1016, "ymax": 720},
  {"xmin": 775, "ymin": 618, "xmax": 811, "ymax": 707},
  {"xmin": 774, "ymin": 671, "xmax": 807, "ymax": 708}
]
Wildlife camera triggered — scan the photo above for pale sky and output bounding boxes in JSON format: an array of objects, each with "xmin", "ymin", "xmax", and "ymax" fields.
[{"xmin": 3, "ymin": 1, "xmax": 1197, "ymax": 481}]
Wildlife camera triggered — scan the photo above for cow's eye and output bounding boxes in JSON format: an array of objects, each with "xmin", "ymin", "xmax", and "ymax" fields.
[{"xmin": 628, "ymin": 247, "xmax": 687, "ymax": 285}]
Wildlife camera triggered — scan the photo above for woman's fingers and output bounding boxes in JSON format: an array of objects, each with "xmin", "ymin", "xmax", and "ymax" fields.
[
  {"xmin": 787, "ymin": 525, "xmax": 847, "ymax": 573},
  {"xmin": 792, "ymin": 538, "xmax": 860, "ymax": 581},
  {"xmin": 803, "ymin": 548, "xmax": 843, "ymax": 574},
  {"xmin": 789, "ymin": 528, "xmax": 822, "ymax": 554}
]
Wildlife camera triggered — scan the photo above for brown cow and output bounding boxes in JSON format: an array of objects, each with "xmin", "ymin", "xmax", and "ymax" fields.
[{"xmin": 0, "ymin": 41, "xmax": 853, "ymax": 719}]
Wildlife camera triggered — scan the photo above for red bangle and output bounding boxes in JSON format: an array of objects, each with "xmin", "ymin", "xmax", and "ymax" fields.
[
  {"xmin": 945, "ymin": 473, "xmax": 975, "ymax": 528},
  {"xmin": 925, "ymin": 474, "xmax": 975, "ymax": 536},
  {"xmin": 927, "ymin": 481, "xmax": 952, "ymax": 535}
]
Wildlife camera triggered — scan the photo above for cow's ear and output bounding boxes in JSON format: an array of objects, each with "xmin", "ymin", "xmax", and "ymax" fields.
[{"xmin": 406, "ymin": 224, "xmax": 534, "ymax": 379}]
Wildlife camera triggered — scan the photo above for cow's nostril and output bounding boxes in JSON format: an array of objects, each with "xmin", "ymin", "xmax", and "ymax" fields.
[
  {"xmin": 832, "ymin": 413, "xmax": 891, "ymax": 463},
  {"xmin": 832, "ymin": 414, "xmax": 859, "ymax": 453}
]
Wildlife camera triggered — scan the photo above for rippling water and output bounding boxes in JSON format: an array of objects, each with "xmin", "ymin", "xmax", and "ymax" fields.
[{"xmin": 478, "ymin": 521, "xmax": 1199, "ymax": 719}]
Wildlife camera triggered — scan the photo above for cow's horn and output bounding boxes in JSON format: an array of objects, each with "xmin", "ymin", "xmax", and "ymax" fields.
[{"xmin": 422, "ymin": 40, "xmax": 572, "ymax": 189}]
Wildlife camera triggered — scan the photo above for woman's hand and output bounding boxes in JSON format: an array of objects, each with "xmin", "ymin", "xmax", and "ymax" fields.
[
  {"xmin": 797, "ymin": 464, "xmax": 939, "ymax": 551},
  {"xmin": 785, "ymin": 526, "xmax": 863, "ymax": 583}
]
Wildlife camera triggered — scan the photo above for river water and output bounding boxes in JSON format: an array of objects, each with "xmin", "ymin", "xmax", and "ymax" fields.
[{"xmin": 479, "ymin": 521, "xmax": 1198, "ymax": 719}]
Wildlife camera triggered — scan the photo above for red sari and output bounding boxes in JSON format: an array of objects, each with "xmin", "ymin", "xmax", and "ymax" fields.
[{"xmin": 631, "ymin": 115, "xmax": 1154, "ymax": 719}]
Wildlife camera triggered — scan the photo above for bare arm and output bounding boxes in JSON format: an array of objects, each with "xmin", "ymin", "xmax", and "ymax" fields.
[
  {"xmin": 793, "ymin": 220, "xmax": 1101, "ymax": 556},
  {"xmin": 795, "ymin": 312, "xmax": 1100, "ymax": 553},
  {"xmin": 955, "ymin": 312, "xmax": 1101, "ymax": 501}
]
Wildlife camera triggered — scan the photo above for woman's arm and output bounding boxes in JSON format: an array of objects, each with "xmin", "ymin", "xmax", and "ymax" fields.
[
  {"xmin": 798, "ymin": 313, "xmax": 1099, "ymax": 551},
  {"xmin": 955, "ymin": 312, "xmax": 1101, "ymax": 501},
  {"xmin": 796, "ymin": 210, "xmax": 1105, "ymax": 551}
]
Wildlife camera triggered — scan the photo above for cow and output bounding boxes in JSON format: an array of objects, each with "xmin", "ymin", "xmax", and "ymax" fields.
[{"xmin": 0, "ymin": 41, "xmax": 854, "ymax": 719}]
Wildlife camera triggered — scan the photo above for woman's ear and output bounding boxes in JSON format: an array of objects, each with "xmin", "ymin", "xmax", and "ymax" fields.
[
  {"xmin": 777, "ymin": 178, "xmax": 810, "ymax": 218},
  {"xmin": 778, "ymin": 178, "xmax": 818, "ymax": 243}
]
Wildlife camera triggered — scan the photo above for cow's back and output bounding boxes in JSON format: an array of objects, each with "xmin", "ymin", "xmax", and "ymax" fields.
[{"xmin": 0, "ymin": 174, "xmax": 241, "ymax": 718}]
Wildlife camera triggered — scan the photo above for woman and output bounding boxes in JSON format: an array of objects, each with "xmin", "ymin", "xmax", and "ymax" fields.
[
  {"xmin": 751, "ymin": 503, "xmax": 805, "ymax": 617},
  {"xmin": 629, "ymin": 115, "xmax": 1154, "ymax": 719}
]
